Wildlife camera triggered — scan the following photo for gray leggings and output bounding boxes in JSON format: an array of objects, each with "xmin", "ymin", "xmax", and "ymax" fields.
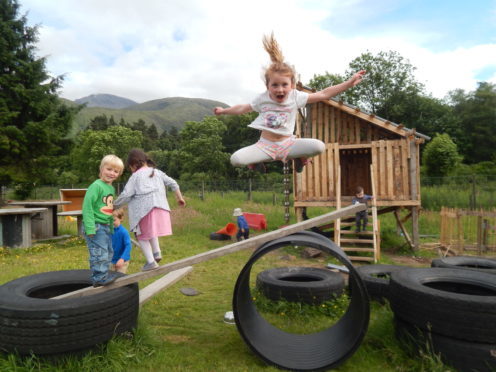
[{"xmin": 230, "ymin": 138, "xmax": 325, "ymax": 166}]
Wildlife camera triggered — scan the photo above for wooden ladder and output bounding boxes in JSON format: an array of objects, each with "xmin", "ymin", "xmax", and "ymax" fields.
[{"xmin": 335, "ymin": 165, "xmax": 381, "ymax": 263}]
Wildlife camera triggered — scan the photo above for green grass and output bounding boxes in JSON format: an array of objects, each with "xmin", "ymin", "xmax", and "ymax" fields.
[{"xmin": 0, "ymin": 192, "xmax": 454, "ymax": 371}]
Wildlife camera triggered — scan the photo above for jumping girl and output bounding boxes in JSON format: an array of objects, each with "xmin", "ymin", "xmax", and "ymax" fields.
[{"xmin": 214, "ymin": 33, "xmax": 366, "ymax": 172}]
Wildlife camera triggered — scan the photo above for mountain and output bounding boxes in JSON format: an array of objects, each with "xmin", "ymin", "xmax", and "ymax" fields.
[
  {"xmin": 67, "ymin": 96, "xmax": 228, "ymax": 136},
  {"xmin": 74, "ymin": 94, "xmax": 137, "ymax": 109}
]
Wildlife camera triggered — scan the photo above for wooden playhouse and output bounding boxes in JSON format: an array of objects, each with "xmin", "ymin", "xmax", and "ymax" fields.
[{"xmin": 293, "ymin": 83, "xmax": 430, "ymax": 262}]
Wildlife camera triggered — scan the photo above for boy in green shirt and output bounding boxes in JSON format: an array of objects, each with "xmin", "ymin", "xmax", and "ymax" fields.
[{"xmin": 82, "ymin": 154, "xmax": 124, "ymax": 287}]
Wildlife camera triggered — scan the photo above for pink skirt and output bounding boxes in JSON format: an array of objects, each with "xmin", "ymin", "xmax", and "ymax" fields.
[{"xmin": 136, "ymin": 208, "xmax": 172, "ymax": 240}]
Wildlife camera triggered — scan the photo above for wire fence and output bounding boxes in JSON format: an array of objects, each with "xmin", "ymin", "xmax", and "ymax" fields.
[{"xmin": 2, "ymin": 175, "xmax": 496, "ymax": 211}]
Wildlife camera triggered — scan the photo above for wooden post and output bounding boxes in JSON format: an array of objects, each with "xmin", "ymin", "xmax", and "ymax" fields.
[
  {"xmin": 334, "ymin": 166, "xmax": 341, "ymax": 246},
  {"xmin": 408, "ymin": 139, "xmax": 419, "ymax": 251},
  {"xmin": 394, "ymin": 208, "xmax": 413, "ymax": 250},
  {"xmin": 247, "ymin": 178, "xmax": 252, "ymax": 201},
  {"xmin": 370, "ymin": 164, "xmax": 380, "ymax": 261},
  {"xmin": 52, "ymin": 204, "xmax": 366, "ymax": 300}
]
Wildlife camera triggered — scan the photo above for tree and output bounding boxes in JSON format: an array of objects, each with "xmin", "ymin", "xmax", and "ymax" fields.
[
  {"xmin": 308, "ymin": 51, "xmax": 459, "ymax": 140},
  {"xmin": 71, "ymin": 126, "xmax": 142, "ymax": 182},
  {"xmin": 179, "ymin": 117, "xmax": 230, "ymax": 177},
  {"xmin": 422, "ymin": 133, "xmax": 462, "ymax": 178},
  {"xmin": 308, "ymin": 72, "xmax": 344, "ymax": 92},
  {"xmin": 308, "ymin": 51, "xmax": 424, "ymax": 120},
  {"xmin": 0, "ymin": 0, "xmax": 79, "ymax": 196},
  {"xmin": 448, "ymin": 82, "xmax": 496, "ymax": 164}
]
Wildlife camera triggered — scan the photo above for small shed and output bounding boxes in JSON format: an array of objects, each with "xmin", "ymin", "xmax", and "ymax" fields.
[{"xmin": 294, "ymin": 84, "xmax": 430, "ymax": 261}]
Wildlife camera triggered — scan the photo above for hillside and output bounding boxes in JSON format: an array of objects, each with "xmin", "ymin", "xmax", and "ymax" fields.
[
  {"xmin": 74, "ymin": 94, "xmax": 137, "ymax": 109},
  {"xmin": 68, "ymin": 95, "xmax": 228, "ymax": 136}
]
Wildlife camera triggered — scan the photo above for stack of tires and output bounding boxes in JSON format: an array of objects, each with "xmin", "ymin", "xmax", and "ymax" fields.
[
  {"xmin": 388, "ymin": 257, "xmax": 496, "ymax": 372},
  {"xmin": 356, "ymin": 264, "xmax": 407, "ymax": 304}
]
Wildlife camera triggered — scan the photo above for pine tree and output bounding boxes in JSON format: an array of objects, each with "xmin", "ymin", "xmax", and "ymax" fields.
[{"xmin": 0, "ymin": 0, "xmax": 78, "ymax": 198}]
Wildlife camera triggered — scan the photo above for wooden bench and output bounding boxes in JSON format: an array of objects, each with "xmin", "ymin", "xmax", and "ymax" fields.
[
  {"xmin": 7, "ymin": 200, "xmax": 71, "ymax": 239},
  {"xmin": 0, "ymin": 208, "xmax": 47, "ymax": 248},
  {"xmin": 59, "ymin": 189, "xmax": 87, "ymax": 212},
  {"xmin": 58, "ymin": 209, "xmax": 83, "ymax": 235}
]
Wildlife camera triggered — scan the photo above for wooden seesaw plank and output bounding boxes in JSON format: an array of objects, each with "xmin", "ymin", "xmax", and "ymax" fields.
[
  {"xmin": 52, "ymin": 203, "xmax": 365, "ymax": 300},
  {"xmin": 139, "ymin": 266, "xmax": 193, "ymax": 305}
]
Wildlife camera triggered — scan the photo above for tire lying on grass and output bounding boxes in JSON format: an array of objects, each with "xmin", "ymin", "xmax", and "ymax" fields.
[
  {"xmin": 389, "ymin": 267, "xmax": 496, "ymax": 343},
  {"xmin": 209, "ymin": 232, "xmax": 231, "ymax": 241},
  {"xmin": 355, "ymin": 264, "xmax": 407, "ymax": 303},
  {"xmin": 431, "ymin": 256, "xmax": 496, "ymax": 274},
  {"xmin": 0, "ymin": 270, "xmax": 139, "ymax": 356},
  {"xmin": 256, "ymin": 267, "xmax": 345, "ymax": 304},
  {"xmin": 394, "ymin": 316, "xmax": 496, "ymax": 372},
  {"xmin": 234, "ymin": 232, "xmax": 370, "ymax": 371}
]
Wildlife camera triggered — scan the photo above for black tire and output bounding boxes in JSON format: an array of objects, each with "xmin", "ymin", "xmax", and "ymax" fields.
[
  {"xmin": 233, "ymin": 232, "xmax": 369, "ymax": 371},
  {"xmin": 356, "ymin": 264, "xmax": 407, "ymax": 303},
  {"xmin": 389, "ymin": 267, "xmax": 496, "ymax": 343},
  {"xmin": 256, "ymin": 267, "xmax": 345, "ymax": 304},
  {"xmin": 0, "ymin": 270, "xmax": 139, "ymax": 355},
  {"xmin": 394, "ymin": 316, "xmax": 496, "ymax": 372},
  {"xmin": 209, "ymin": 232, "xmax": 231, "ymax": 241},
  {"xmin": 431, "ymin": 256, "xmax": 496, "ymax": 274}
]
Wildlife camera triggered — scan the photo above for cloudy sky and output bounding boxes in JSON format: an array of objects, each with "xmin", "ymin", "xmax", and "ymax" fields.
[{"xmin": 20, "ymin": 0, "xmax": 496, "ymax": 106}]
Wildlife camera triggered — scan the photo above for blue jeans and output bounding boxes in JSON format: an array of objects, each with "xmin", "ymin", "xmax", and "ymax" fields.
[{"xmin": 83, "ymin": 224, "xmax": 113, "ymax": 283}]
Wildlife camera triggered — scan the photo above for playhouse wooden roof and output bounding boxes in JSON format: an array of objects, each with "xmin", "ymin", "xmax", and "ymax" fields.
[{"xmin": 298, "ymin": 84, "xmax": 430, "ymax": 141}]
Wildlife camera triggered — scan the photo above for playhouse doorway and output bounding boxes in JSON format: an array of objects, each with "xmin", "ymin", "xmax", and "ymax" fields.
[{"xmin": 339, "ymin": 147, "xmax": 372, "ymax": 197}]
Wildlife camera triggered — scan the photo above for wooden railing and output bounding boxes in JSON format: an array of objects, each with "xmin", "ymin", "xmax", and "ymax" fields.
[{"xmin": 440, "ymin": 207, "xmax": 496, "ymax": 254}]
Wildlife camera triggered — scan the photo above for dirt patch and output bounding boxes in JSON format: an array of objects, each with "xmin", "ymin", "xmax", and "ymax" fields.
[{"xmin": 385, "ymin": 254, "xmax": 431, "ymax": 267}]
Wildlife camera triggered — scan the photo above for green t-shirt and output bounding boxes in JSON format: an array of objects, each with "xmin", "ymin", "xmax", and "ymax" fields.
[{"xmin": 82, "ymin": 179, "xmax": 115, "ymax": 235}]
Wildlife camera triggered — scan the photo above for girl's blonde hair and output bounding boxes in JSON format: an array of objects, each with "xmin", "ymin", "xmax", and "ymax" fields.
[
  {"xmin": 262, "ymin": 33, "xmax": 296, "ymax": 86},
  {"xmin": 100, "ymin": 154, "xmax": 124, "ymax": 176}
]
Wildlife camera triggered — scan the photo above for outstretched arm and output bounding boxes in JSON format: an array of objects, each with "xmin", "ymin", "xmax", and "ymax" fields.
[
  {"xmin": 307, "ymin": 70, "xmax": 366, "ymax": 104},
  {"xmin": 214, "ymin": 104, "xmax": 253, "ymax": 116}
]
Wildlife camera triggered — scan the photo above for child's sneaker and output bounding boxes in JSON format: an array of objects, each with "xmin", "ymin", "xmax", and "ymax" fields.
[
  {"xmin": 93, "ymin": 272, "xmax": 118, "ymax": 287},
  {"xmin": 248, "ymin": 163, "xmax": 266, "ymax": 173},
  {"xmin": 142, "ymin": 261, "xmax": 159, "ymax": 271},
  {"xmin": 153, "ymin": 251, "xmax": 162, "ymax": 263}
]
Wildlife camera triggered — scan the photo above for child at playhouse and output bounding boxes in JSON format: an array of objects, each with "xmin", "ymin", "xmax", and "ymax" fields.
[
  {"xmin": 111, "ymin": 208, "xmax": 132, "ymax": 274},
  {"xmin": 82, "ymin": 154, "xmax": 124, "ymax": 287},
  {"xmin": 214, "ymin": 33, "xmax": 366, "ymax": 172},
  {"xmin": 352, "ymin": 186, "xmax": 374, "ymax": 233},
  {"xmin": 114, "ymin": 149, "xmax": 186, "ymax": 272},
  {"xmin": 233, "ymin": 207, "xmax": 249, "ymax": 241}
]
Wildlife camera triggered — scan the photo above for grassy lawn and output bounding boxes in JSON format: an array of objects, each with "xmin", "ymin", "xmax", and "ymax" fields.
[{"xmin": 0, "ymin": 192, "xmax": 454, "ymax": 371}]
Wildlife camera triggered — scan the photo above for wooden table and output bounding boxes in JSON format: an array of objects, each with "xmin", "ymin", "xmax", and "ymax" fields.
[
  {"xmin": 0, "ymin": 208, "xmax": 47, "ymax": 248},
  {"xmin": 8, "ymin": 201, "xmax": 71, "ymax": 239},
  {"xmin": 57, "ymin": 209, "xmax": 83, "ymax": 235}
]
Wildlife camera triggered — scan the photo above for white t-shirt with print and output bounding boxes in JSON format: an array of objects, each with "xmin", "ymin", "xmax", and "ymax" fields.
[{"xmin": 248, "ymin": 89, "xmax": 309, "ymax": 136}]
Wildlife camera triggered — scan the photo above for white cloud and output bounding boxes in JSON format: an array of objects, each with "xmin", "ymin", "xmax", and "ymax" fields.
[{"xmin": 21, "ymin": 0, "xmax": 496, "ymax": 105}]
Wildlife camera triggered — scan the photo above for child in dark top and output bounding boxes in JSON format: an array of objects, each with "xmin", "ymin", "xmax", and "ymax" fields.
[
  {"xmin": 82, "ymin": 154, "xmax": 124, "ymax": 287},
  {"xmin": 352, "ymin": 186, "xmax": 374, "ymax": 233},
  {"xmin": 111, "ymin": 208, "xmax": 132, "ymax": 274},
  {"xmin": 233, "ymin": 208, "xmax": 249, "ymax": 241}
]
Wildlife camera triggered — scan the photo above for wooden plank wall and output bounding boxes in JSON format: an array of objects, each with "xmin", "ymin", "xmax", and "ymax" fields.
[
  {"xmin": 308, "ymin": 102, "xmax": 397, "ymax": 144},
  {"xmin": 296, "ymin": 102, "xmax": 418, "ymax": 203},
  {"xmin": 295, "ymin": 143, "xmax": 339, "ymax": 202},
  {"xmin": 371, "ymin": 139, "xmax": 410, "ymax": 200}
]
